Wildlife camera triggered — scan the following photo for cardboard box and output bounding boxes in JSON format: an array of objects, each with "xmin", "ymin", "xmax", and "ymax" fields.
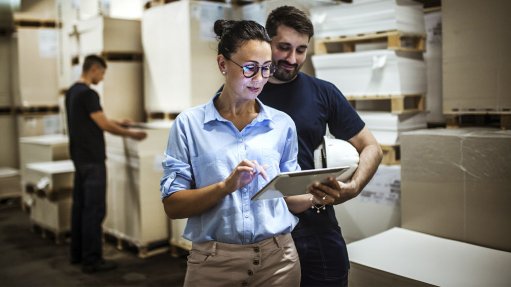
[
  {"xmin": 76, "ymin": 16, "xmax": 142, "ymax": 55},
  {"xmin": 400, "ymin": 128, "xmax": 511, "ymax": 252},
  {"xmin": 442, "ymin": 0, "xmax": 511, "ymax": 112},
  {"xmin": 335, "ymin": 165, "xmax": 401, "ymax": 243},
  {"xmin": 26, "ymin": 160, "xmax": 74, "ymax": 234},
  {"xmin": 348, "ymin": 227, "xmax": 511, "ymax": 287},
  {"xmin": 104, "ymin": 122, "xmax": 171, "ymax": 246},
  {"xmin": 312, "ymin": 50, "xmax": 426, "ymax": 97},
  {"xmin": 142, "ymin": 1, "xmax": 228, "ymax": 113}
]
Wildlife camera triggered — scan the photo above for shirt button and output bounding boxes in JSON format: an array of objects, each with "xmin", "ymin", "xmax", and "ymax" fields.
[
  {"xmin": 245, "ymin": 214, "xmax": 249, "ymax": 218},
  {"xmin": 247, "ymin": 270, "xmax": 253, "ymax": 276},
  {"xmin": 253, "ymin": 259, "xmax": 259, "ymax": 265},
  {"xmin": 254, "ymin": 247, "xmax": 260, "ymax": 253},
  {"xmin": 241, "ymin": 282, "xmax": 248, "ymax": 286}
]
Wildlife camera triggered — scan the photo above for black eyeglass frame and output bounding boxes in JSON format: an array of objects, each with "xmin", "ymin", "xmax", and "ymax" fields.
[{"xmin": 226, "ymin": 58, "xmax": 275, "ymax": 79}]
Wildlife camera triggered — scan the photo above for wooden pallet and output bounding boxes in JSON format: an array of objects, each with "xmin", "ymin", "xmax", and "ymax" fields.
[
  {"xmin": 103, "ymin": 231, "xmax": 170, "ymax": 259},
  {"xmin": 101, "ymin": 52, "xmax": 143, "ymax": 62},
  {"xmin": 314, "ymin": 30, "xmax": 426, "ymax": 54},
  {"xmin": 30, "ymin": 222, "xmax": 70, "ymax": 245},
  {"xmin": 381, "ymin": 144, "xmax": 400, "ymax": 165},
  {"xmin": 14, "ymin": 19, "xmax": 60, "ymax": 28},
  {"xmin": 445, "ymin": 111, "xmax": 511, "ymax": 130},
  {"xmin": 144, "ymin": 0, "xmax": 178, "ymax": 10},
  {"xmin": 15, "ymin": 105, "xmax": 59, "ymax": 114},
  {"xmin": 347, "ymin": 94, "xmax": 424, "ymax": 114},
  {"xmin": 147, "ymin": 111, "xmax": 180, "ymax": 121}
]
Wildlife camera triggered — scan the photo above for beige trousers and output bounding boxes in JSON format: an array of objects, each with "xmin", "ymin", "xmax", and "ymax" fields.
[{"xmin": 183, "ymin": 233, "xmax": 301, "ymax": 287}]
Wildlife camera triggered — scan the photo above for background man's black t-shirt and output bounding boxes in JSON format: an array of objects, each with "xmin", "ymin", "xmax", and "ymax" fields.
[{"xmin": 65, "ymin": 83, "xmax": 106, "ymax": 164}]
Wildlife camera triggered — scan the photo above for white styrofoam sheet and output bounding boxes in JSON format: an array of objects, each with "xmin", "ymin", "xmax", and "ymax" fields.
[
  {"xmin": 312, "ymin": 50, "xmax": 426, "ymax": 96},
  {"xmin": 348, "ymin": 227, "xmax": 511, "ymax": 287},
  {"xmin": 310, "ymin": 0, "xmax": 425, "ymax": 38}
]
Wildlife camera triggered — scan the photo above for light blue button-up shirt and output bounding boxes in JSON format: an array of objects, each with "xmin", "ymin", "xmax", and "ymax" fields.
[{"xmin": 160, "ymin": 95, "xmax": 300, "ymax": 244}]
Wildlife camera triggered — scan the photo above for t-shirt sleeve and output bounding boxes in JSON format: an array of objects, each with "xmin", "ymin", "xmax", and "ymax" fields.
[
  {"xmin": 83, "ymin": 90, "xmax": 103, "ymax": 115},
  {"xmin": 326, "ymin": 83, "xmax": 365, "ymax": 141}
]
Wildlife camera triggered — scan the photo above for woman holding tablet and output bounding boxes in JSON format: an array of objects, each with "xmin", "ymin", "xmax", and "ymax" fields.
[{"xmin": 160, "ymin": 20, "xmax": 303, "ymax": 286}]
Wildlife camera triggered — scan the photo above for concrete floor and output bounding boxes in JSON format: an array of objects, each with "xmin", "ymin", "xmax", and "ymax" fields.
[{"xmin": 0, "ymin": 198, "xmax": 187, "ymax": 286}]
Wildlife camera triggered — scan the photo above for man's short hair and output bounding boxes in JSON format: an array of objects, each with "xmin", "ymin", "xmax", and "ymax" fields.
[
  {"xmin": 82, "ymin": 54, "xmax": 107, "ymax": 73},
  {"xmin": 266, "ymin": 6, "xmax": 314, "ymax": 40}
]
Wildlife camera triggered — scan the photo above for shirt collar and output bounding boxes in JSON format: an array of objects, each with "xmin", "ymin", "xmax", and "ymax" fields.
[{"xmin": 204, "ymin": 92, "xmax": 275, "ymax": 128}]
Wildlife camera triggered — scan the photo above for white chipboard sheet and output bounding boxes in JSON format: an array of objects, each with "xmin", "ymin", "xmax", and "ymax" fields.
[{"xmin": 348, "ymin": 227, "xmax": 511, "ymax": 287}]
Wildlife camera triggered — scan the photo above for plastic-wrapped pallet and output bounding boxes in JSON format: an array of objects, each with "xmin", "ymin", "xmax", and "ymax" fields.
[
  {"xmin": 312, "ymin": 50, "xmax": 426, "ymax": 97},
  {"xmin": 104, "ymin": 121, "xmax": 172, "ymax": 254},
  {"xmin": 142, "ymin": 0, "xmax": 230, "ymax": 114},
  {"xmin": 310, "ymin": 0, "xmax": 425, "ymax": 38},
  {"xmin": 357, "ymin": 111, "xmax": 427, "ymax": 145}
]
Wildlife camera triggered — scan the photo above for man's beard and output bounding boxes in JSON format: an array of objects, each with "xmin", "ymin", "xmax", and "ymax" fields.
[{"xmin": 272, "ymin": 60, "xmax": 301, "ymax": 82}]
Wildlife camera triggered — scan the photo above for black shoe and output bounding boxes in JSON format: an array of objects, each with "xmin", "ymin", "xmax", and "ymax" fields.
[{"xmin": 82, "ymin": 260, "xmax": 118, "ymax": 274}]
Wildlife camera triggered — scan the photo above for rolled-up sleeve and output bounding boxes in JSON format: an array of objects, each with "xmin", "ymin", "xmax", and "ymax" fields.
[
  {"xmin": 160, "ymin": 117, "xmax": 194, "ymax": 200},
  {"xmin": 280, "ymin": 119, "xmax": 300, "ymax": 173}
]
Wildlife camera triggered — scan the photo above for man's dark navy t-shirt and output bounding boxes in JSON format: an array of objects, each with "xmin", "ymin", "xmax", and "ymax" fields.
[
  {"xmin": 65, "ymin": 83, "xmax": 106, "ymax": 164},
  {"xmin": 258, "ymin": 72, "xmax": 365, "ymax": 236}
]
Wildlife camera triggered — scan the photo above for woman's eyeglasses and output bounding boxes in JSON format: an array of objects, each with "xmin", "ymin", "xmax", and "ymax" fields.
[{"xmin": 226, "ymin": 58, "xmax": 275, "ymax": 79}]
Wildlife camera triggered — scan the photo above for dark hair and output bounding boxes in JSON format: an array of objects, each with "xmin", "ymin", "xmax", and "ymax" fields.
[
  {"xmin": 214, "ymin": 20, "xmax": 271, "ymax": 58},
  {"xmin": 266, "ymin": 6, "xmax": 314, "ymax": 40},
  {"xmin": 82, "ymin": 54, "xmax": 107, "ymax": 72}
]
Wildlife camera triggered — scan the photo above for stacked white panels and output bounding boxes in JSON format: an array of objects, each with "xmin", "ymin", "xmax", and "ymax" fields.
[
  {"xmin": 334, "ymin": 165, "xmax": 401, "ymax": 243},
  {"xmin": 19, "ymin": 134, "xmax": 69, "ymax": 208},
  {"xmin": 75, "ymin": 16, "xmax": 142, "ymax": 56},
  {"xmin": 424, "ymin": 10, "xmax": 443, "ymax": 124},
  {"xmin": 142, "ymin": 0, "xmax": 229, "ymax": 114},
  {"xmin": 312, "ymin": 50, "xmax": 426, "ymax": 97},
  {"xmin": 358, "ymin": 111, "xmax": 426, "ymax": 145},
  {"xmin": 310, "ymin": 0, "xmax": 425, "ymax": 38},
  {"xmin": 11, "ymin": 27, "xmax": 59, "ymax": 107},
  {"xmin": 72, "ymin": 16, "xmax": 144, "ymax": 122},
  {"xmin": 104, "ymin": 122, "xmax": 172, "ymax": 248},
  {"xmin": 0, "ymin": 168, "xmax": 22, "ymax": 199}
]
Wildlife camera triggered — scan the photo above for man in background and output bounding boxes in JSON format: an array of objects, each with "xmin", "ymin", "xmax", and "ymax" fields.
[
  {"xmin": 259, "ymin": 6, "xmax": 383, "ymax": 286},
  {"xmin": 65, "ymin": 54, "xmax": 146, "ymax": 274}
]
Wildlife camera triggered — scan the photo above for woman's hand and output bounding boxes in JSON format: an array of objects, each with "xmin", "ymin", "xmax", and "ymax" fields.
[{"xmin": 223, "ymin": 159, "xmax": 268, "ymax": 193}]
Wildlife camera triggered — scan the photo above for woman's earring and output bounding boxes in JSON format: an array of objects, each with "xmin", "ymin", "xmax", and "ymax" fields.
[{"xmin": 222, "ymin": 71, "xmax": 226, "ymax": 75}]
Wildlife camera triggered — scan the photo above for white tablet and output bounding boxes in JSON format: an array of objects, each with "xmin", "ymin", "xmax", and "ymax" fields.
[{"xmin": 251, "ymin": 166, "xmax": 350, "ymax": 200}]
